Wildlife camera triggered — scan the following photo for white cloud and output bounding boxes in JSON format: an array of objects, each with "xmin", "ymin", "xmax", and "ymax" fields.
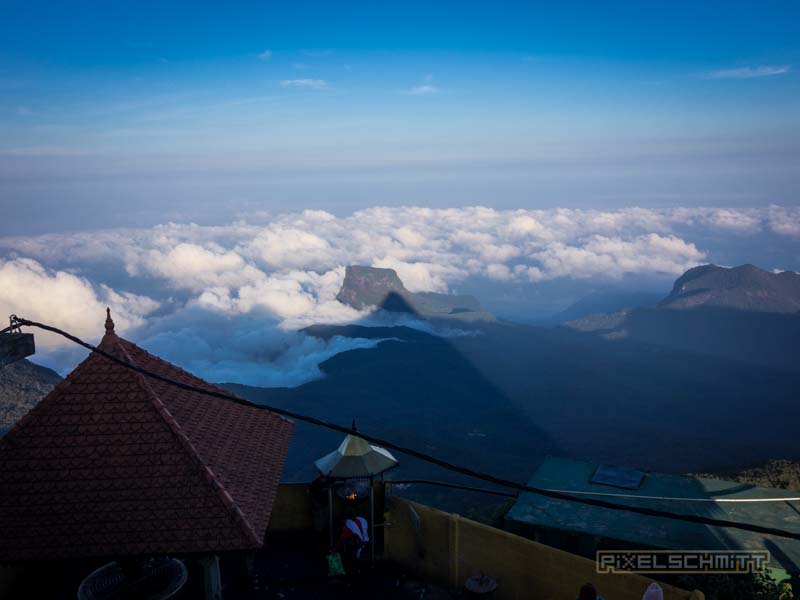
[
  {"xmin": 2, "ymin": 205, "xmax": 798, "ymax": 384},
  {"xmin": 704, "ymin": 65, "xmax": 790, "ymax": 79},
  {"xmin": 133, "ymin": 242, "xmax": 266, "ymax": 291},
  {"xmin": 767, "ymin": 205, "xmax": 800, "ymax": 238},
  {"xmin": 372, "ymin": 257, "xmax": 454, "ymax": 293},
  {"xmin": 280, "ymin": 79, "xmax": 327, "ymax": 89},
  {"xmin": 530, "ymin": 234, "xmax": 704, "ymax": 281},
  {"xmin": 135, "ymin": 307, "xmax": 386, "ymax": 388},
  {"xmin": 401, "ymin": 85, "xmax": 440, "ymax": 95},
  {"xmin": 258, "ymin": 49, "xmax": 273, "ymax": 61},
  {"xmin": 0, "ymin": 257, "xmax": 157, "ymax": 353},
  {"xmin": 8, "ymin": 206, "xmax": 798, "ymax": 302},
  {"xmin": 301, "ymin": 49, "xmax": 333, "ymax": 58},
  {"xmin": 242, "ymin": 228, "xmax": 332, "ymax": 270},
  {"xmin": 702, "ymin": 209, "xmax": 762, "ymax": 233},
  {"xmin": 486, "ymin": 263, "xmax": 513, "ymax": 281}
]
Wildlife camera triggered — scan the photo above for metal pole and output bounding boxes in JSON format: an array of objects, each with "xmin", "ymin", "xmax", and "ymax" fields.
[
  {"xmin": 328, "ymin": 486, "xmax": 334, "ymax": 550},
  {"xmin": 370, "ymin": 476, "xmax": 375, "ymax": 564},
  {"xmin": 199, "ymin": 554, "xmax": 222, "ymax": 600}
]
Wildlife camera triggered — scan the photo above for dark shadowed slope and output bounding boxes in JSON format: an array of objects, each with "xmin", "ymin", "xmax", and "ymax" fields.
[
  {"xmin": 226, "ymin": 266, "xmax": 800, "ymax": 511},
  {"xmin": 224, "ymin": 294, "xmax": 555, "ymax": 511},
  {"xmin": 0, "ymin": 359, "xmax": 61, "ymax": 435},
  {"xmin": 227, "ymin": 315, "xmax": 800, "ymax": 502},
  {"xmin": 450, "ymin": 322, "xmax": 800, "ymax": 472},
  {"xmin": 225, "ymin": 323, "xmax": 558, "ymax": 512}
]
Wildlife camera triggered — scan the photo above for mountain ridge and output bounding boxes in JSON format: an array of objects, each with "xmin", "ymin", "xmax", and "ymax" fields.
[
  {"xmin": 661, "ymin": 264, "xmax": 800, "ymax": 313},
  {"xmin": 0, "ymin": 358, "xmax": 62, "ymax": 435},
  {"xmin": 564, "ymin": 263, "xmax": 800, "ymax": 371}
]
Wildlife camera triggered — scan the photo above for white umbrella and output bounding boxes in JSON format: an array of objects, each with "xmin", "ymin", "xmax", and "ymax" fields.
[
  {"xmin": 315, "ymin": 421, "xmax": 399, "ymax": 563},
  {"xmin": 314, "ymin": 429, "xmax": 398, "ymax": 479}
]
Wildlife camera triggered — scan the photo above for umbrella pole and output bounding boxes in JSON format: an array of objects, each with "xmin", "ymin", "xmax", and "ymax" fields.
[
  {"xmin": 328, "ymin": 486, "xmax": 334, "ymax": 551},
  {"xmin": 370, "ymin": 476, "xmax": 375, "ymax": 564}
]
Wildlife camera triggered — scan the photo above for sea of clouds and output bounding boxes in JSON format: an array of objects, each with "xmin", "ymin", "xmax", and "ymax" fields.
[{"xmin": 0, "ymin": 205, "xmax": 797, "ymax": 386}]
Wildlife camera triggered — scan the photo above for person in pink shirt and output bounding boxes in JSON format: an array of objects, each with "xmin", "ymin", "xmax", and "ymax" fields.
[{"xmin": 334, "ymin": 511, "xmax": 370, "ymax": 573}]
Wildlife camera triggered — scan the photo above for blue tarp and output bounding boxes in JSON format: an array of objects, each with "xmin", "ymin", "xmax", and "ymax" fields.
[{"xmin": 506, "ymin": 456, "xmax": 800, "ymax": 572}]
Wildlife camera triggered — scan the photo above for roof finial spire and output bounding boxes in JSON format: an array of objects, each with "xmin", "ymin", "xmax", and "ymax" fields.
[
  {"xmin": 351, "ymin": 418, "xmax": 358, "ymax": 432},
  {"xmin": 104, "ymin": 307, "xmax": 115, "ymax": 335}
]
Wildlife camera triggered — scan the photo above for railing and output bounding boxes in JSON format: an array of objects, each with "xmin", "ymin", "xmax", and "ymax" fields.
[{"xmin": 269, "ymin": 483, "xmax": 704, "ymax": 599}]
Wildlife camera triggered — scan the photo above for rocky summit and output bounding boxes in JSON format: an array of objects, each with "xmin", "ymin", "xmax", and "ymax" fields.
[{"xmin": 336, "ymin": 265, "xmax": 494, "ymax": 322}]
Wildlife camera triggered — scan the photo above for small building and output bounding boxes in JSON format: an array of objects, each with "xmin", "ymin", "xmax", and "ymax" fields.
[
  {"xmin": 505, "ymin": 456, "xmax": 800, "ymax": 573},
  {"xmin": 0, "ymin": 310, "xmax": 294, "ymax": 565}
]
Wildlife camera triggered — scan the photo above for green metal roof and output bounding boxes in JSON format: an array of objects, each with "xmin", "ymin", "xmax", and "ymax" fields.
[{"xmin": 506, "ymin": 456, "xmax": 800, "ymax": 572}]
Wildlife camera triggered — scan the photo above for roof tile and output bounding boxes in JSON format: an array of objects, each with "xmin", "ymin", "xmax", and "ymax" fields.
[{"xmin": 0, "ymin": 328, "xmax": 293, "ymax": 560}]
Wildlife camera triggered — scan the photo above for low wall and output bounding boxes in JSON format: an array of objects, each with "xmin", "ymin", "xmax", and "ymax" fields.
[
  {"xmin": 384, "ymin": 496, "xmax": 704, "ymax": 600},
  {"xmin": 268, "ymin": 483, "xmax": 316, "ymax": 531}
]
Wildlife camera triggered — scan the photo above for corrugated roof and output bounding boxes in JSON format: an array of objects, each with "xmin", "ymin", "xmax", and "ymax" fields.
[
  {"xmin": 0, "ymin": 314, "xmax": 293, "ymax": 561},
  {"xmin": 506, "ymin": 456, "xmax": 800, "ymax": 571}
]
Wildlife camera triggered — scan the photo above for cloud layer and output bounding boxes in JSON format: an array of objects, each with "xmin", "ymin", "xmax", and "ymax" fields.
[
  {"xmin": 704, "ymin": 65, "xmax": 790, "ymax": 79},
  {"xmin": 280, "ymin": 79, "xmax": 327, "ymax": 89},
  {"xmin": 1, "ymin": 205, "xmax": 798, "ymax": 384}
]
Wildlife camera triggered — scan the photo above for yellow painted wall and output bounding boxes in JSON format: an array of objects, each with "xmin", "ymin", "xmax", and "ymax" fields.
[
  {"xmin": 268, "ymin": 483, "xmax": 316, "ymax": 531},
  {"xmin": 384, "ymin": 496, "xmax": 704, "ymax": 600}
]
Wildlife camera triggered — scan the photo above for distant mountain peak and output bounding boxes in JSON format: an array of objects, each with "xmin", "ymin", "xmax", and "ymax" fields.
[
  {"xmin": 336, "ymin": 265, "xmax": 410, "ymax": 310},
  {"xmin": 336, "ymin": 265, "xmax": 494, "ymax": 322},
  {"xmin": 663, "ymin": 263, "xmax": 800, "ymax": 313}
]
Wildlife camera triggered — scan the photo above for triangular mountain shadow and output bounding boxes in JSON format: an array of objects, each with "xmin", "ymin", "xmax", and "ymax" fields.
[
  {"xmin": 379, "ymin": 290, "xmax": 419, "ymax": 314},
  {"xmin": 226, "ymin": 292, "xmax": 561, "ymax": 514}
]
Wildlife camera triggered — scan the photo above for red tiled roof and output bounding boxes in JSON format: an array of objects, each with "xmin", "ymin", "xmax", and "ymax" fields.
[{"xmin": 0, "ymin": 319, "xmax": 293, "ymax": 561}]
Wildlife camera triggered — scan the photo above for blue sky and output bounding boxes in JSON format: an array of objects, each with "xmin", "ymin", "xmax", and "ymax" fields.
[
  {"xmin": 1, "ymin": 2, "xmax": 799, "ymax": 377},
  {"xmin": 1, "ymin": 1, "xmax": 799, "ymax": 233}
]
